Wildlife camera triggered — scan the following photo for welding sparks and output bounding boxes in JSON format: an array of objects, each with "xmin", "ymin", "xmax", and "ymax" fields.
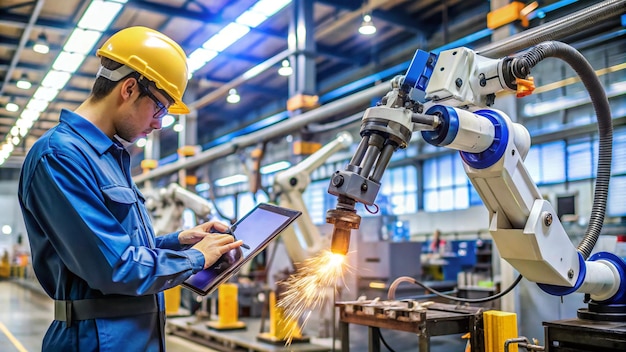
[{"xmin": 277, "ymin": 250, "xmax": 351, "ymax": 343}]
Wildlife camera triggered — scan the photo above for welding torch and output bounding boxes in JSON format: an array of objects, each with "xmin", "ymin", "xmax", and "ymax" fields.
[{"xmin": 326, "ymin": 75, "xmax": 440, "ymax": 255}]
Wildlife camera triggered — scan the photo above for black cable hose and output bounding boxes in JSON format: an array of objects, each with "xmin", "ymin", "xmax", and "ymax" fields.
[
  {"xmin": 511, "ymin": 41, "xmax": 613, "ymax": 260},
  {"xmin": 410, "ymin": 274, "xmax": 524, "ymax": 304},
  {"xmin": 375, "ymin": 327, "xmax": 397, "ymax": 352}
]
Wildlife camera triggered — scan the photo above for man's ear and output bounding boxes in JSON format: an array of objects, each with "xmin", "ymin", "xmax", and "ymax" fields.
[{"xmin": 119, "ymin": 77, "xmax": 137, "ymax": 100}]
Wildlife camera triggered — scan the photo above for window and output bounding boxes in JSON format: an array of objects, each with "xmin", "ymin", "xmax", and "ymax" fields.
[
  {"xmin": 303, "ymin": 179, "xmax": 332, "ymax": 225},
  {"xmin": 423, "ymin": 153, "xmax": 472, "ymax": 212}
]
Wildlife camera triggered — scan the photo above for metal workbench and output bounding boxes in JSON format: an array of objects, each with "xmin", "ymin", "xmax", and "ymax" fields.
[{"xmin": 336, "ymin": 300, "xmax": 484, "ymax": 352}]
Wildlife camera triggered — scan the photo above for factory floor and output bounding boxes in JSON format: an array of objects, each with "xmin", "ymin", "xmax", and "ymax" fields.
[{"xmin": 0, "ymin": 280, "xmax": 467, "ymax": 351}]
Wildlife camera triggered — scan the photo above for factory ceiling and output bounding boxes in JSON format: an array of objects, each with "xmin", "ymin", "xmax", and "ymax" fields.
[{"xmin": 0, "ymin": 0, "xmax": 622, "ymax": 171}]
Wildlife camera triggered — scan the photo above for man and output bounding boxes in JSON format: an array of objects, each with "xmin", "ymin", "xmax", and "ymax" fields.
[{"xmin": 18, "ymin": 26, "xmax": 242, "ymax": 351}]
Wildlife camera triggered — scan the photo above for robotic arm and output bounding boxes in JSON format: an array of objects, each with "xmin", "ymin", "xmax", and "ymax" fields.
[
  {"xmin": 144, "ymin": 183, "xmax": 214, "ymax": 235},
  {"xmin": 326, "ymin": 42, "xmax": 625, "ymax": 313},
  {"xmin": 273, "ymin": 132, "xmax": 353, "ymax": 263}
]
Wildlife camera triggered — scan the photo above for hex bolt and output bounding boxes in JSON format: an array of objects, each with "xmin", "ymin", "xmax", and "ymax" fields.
[
  {"xmin": 568, "ymin": 269, "xmax": 574, "ymax": 279},
  {"xmin": 543, "ymin": 212, "xmax": 553, "ymax": 226},
  {"xmin": 361, "ymin": 182, "xmax": 368, "ymax": 192},
  {"xmin": 332, "ymin": 174, "xmax": 344, "ymax": 187},
  {"xmin": 455, "ymin": 78, "xmax": 463, "ymax": 88}
]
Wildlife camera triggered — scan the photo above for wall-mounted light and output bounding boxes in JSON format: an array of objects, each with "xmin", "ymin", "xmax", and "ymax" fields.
[
  {"xmin": 33, "ymin": 32, "xmax": 50, "ymax": 54},
  {"xmin": 358, "ymin": 14, "xmax": 376, "ymax": 35},
  {"xmin": 278, "ymin": 59, "xmax": 293, "ymax": 76},
  {"xmin": 227, "ymin": 88, "xmax": 240, "ymax": 104},
  {"xmin": 16, "ymin": 73, "xmax": 32, "ymax": 90}
]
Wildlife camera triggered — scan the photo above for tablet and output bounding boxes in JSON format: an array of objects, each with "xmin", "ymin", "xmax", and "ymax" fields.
[{"xmin": 182, "ymin": 203, "xmax": 301, "ymax": 296}]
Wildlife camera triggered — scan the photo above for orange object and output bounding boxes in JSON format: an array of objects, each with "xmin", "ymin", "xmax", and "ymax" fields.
[
  {"xmin": 140, "ymin": 159, "xmax": 158, "ymax": 171},
  {"xmin": 286, "ymin": 93, "xmax": 319, "ymax": 111},
  {"xmin": 487, "ymin": 2, "xmax": 529, "ymax": 30},
  {"xmin": 177, "ymin": 145, "xmax": 197, "ymax": 157},
  {"xmin": 515, "ymin": 77, "xmax": 535, "ymax": 97}
]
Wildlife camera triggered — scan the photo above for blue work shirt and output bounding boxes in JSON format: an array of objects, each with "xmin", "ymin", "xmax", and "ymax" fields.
[{"xmin": 18, "ymin": 109, "xmax": 206, "ymax": 352}]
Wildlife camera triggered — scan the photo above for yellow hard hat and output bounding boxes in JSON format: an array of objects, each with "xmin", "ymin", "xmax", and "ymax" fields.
[{"xmin": 97, "ymin": 26, "xmax": 190, "ymax": 114}]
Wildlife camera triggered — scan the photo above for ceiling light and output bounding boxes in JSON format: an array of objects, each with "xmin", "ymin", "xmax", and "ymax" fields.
[
  {"xmin": 20, "ymin": 109, "xmax": 40, "ymax": 121},
  {"xmin": 53, "ymin": 52, "xmax": 86, "ymax": 73},
  {"xmin": 1, "ymin": 225, "xmax": 11, "ymax": 235},
  {"xmin": 63, "ymin": 28, "xmax": 101, "ymax": 54},
  {"xmin": 359, "ymin": 14, "xmax": 377, "ymax": 35},
  {"xmin": 26, "ymin": 99, "xmax": 49, "ymax": 112},
  {"xmin": 11, "ymin": 136, "xmax": 20, "ymax": 146},
  {"xmin": 260, "ymin": 161, "xmax": 291, "ymax": 174},
  {"xmin": 5, "ymin": 100, "xmax": 19, "ymax": 112},
  {"xmin": 214, "ymin": 174, "xmax": 248, "ymax": 187},
  {"xmin": 203, "ymin": 23, "xmax": 250, "ymax": 52},
  {"xmin": 173, "ymin": 123, "xmax": 184, "ymax": 132},
  {"xmin": 136, "ymin": 138, "xmax": 147, "ymax": 148},
  {"xmin": 278, "ymin": 59, "xmax": 293, "ymax": 76},
  {"xmin": 227, "ymin": 88, "xmax": 240, "ymax": 104},
  {"xmin": 33, "ymin": 32, "xmax": 50, "ymax": 54},
  {"xmin": 34, "ymin": 86, "xmax": 59, "ymax": 102},
  {"xmin": 10, "ymin": 127, "xmax": 19, "ymax": 136},
  {"xmin": 77, "ymin": 0, "xmax": 124, "ymax": 31},
  {"xmin": 41, "ymin": 70, "xmax": 72, "ymax": 89},
  {"xmin": 16, "ymin": 74, "xmax": 32, "ymax": 90}
]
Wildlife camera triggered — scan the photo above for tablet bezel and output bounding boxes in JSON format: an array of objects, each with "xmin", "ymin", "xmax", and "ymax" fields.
[{"xmin": 181, "ymin": 203, "xmax": 301, "ymax": 296}]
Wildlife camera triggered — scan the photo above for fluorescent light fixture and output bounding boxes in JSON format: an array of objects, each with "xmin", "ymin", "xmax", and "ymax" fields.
[
  {"xmin": 20, "ymin": 109, "xmax": 40, "ymax": 121},
  {"xmin": 2, "ymin": 143, "xmax": 14, "ymax": 153},
  {"xmin": 242, "ymin": 64, "xmax": 265, "ymax": 80},
  {"xmin": 26, "ymin": 99, "xmax": 49, "ymax": 112},
  {"xmin": 251, "ymin": 0, "xmax": 291, "ymax": 17},
  {"xmin": 16, "ymin": 118, "xmax": 34, "ymax": 130},
  {"xmin": 18, "ymin": 127, "xmax": 29, "ymax": 137},
  {"xmin": 16, "ymin": 74, "xmax": 32, "ymax": 90},
  {"xmin": 63, "ymin": 28, "xmax": 102, "ymax": 54},
  {"xmin": 41, "ymin": 70, "xmax": 72, "ymax": 89},
  {"xmin": 5, "ymin": 101, "xmax": 19, "ymax": 112},
  {"xmin": 236, "ymin": 11, "xmax": 267, "ymax": 28},
  {"xmin": 227, "ymin": 88, "xmax": 240, "ymax": 104},
  {"xmin": 77, "ymin": 0, "xmax": 124, "ymax": 31},
  {"xmin": 188, "ymin": 48, "xmax": 218, "ymax": 74},
  {"xmin": 161, "ymin": 114, "xmax": 175, "ymax": 128},
  {"xmin": 359, "ymin": 14, "xmax": 377, "ymax": 35},
  {"xmin": 53, "ymin": 52, "xmax": 86, "ymax": 72},
  {"xmin": 203, "ymin": 23, "xmax": 250, "ymax": 52},
  {"xmin": 260, "ymin": 161, "xmax": 291, "ymax": 174},
  {"xmin": 278, "ymin": 59, "xmax": 293, "ymax": 76},
  {"xmin": 195, "ymin": 183, "xmax": 210, "ymax": 192},
  {"xmin": 214, "ymin": 174, "xmax": 248, "ymax": 187},
  {"xmin": 136, "ymin": 138, "xmax": 147, "ymax": 148},
  {"xmin": 34, "ymin": 87, "xmax": 59, "ymax": 102}
]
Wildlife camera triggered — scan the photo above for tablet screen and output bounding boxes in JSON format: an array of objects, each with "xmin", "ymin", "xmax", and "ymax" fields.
[{"xmin": 182, "ymin": 203, "xmax": 301, "ymax": 296}]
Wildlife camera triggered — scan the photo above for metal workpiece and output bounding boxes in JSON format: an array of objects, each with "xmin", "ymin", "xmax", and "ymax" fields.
[{"xmin": 337, "ymin": 300, "xmax": 484, "ymax": 352}]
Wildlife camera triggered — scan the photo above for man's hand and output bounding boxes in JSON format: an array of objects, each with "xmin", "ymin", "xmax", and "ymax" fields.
[
  {"xmin": 191, "ymin": 234, "xmax": 243, "ymax": 269},
  {"xmin": 178, "ymin": 220, "xmax": 230, "ymax": 245}
]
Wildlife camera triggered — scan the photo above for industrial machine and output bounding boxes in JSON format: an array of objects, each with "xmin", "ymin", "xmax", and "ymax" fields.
[{"xmin": 325, "ymin": 41, "xmax": 625, "ymax": 350}]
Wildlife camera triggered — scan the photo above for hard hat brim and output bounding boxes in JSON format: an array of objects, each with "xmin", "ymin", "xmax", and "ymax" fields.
[{"xmin": 168, "ymin": 101, "xmax": 190, "ymax": 115}]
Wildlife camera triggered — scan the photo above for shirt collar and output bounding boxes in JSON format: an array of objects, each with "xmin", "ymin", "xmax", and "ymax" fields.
[{"xmin": 59, "ymin": 109, "xmax": 116, "ymax": 156}]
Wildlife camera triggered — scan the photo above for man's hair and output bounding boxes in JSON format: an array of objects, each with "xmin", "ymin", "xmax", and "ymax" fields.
[
  {"xmin": 90, "ymin": 57, "xmax": 144, "ymax": 102},
  {"xmin": 90, "ymin": 57, "xmax": 173, "ymax": 105}
]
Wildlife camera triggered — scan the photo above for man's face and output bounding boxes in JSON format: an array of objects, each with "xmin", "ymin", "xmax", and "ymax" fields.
[{"xmin": 116, "ymin": 80, "xmax": 170, "ymax": 143}]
